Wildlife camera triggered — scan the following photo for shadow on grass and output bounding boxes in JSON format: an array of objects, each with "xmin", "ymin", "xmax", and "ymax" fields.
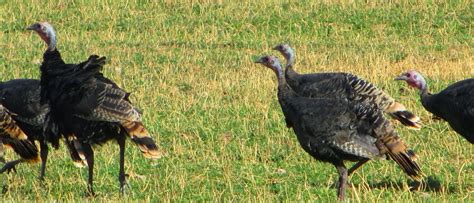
[{"xmin": 350, "ymin": 176, "xmax": 457, "ymax": 194}]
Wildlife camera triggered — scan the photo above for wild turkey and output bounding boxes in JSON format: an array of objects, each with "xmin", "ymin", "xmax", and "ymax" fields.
[
  {"xmin": 28, "ymin": 21, "xmax": 162, "ymax": 195},
  {"xmin": 0, "ymin": 79, "xmax": 44, "ymax": 176},
  {"xmin": 255, "ymin": 55, "xmax": 422, "ymax": 200},
  {"xmin": 396, "ymin": 71, "xmax": 474, "ymax": 143},
  {"xmin": 273, "ymin": 44, "xmax": 421, "ymax": 129},
  {"xmin": 0, "ymin": 103, "xmax": 39, "ymax": 171},
  {"xmin": 0, "ymin": 79, "xmax": 87, "ymax": 179}
]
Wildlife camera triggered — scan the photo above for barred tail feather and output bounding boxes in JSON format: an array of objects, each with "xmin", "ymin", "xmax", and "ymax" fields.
[
  {"xmin": 387, "ymin": 151, "xmax": 422, "ymax": 181},
  {"xmin": 0, "ymin": 107, "xmax": 38, "ymax": 162},
  {"xmin": 0, "ymin": 141, "xmax": 5, "ymax": 163},
  {"xmin": 122, "ymin": 121, "xmax": 162, "ymax": 159},
  {"xmin": 387, "ymin": 102, "xmax": 421, "ymax": 129},
  {"xmin": 406, "ymin": 149, "xmax": 418, "ymax": 162},
  {"xmin": 65, "ymin": 135, "xmax": 87, "ymax": 168},
  {"xmin": 382, "ymin": 134, "xmax": 423, "ymax": 181},
  {"xmin": 0, "ymin": 111, "xmax": 28, "ymax": 140},
  {"xmin": 4, "ymin": 139, "xmax": 39, "ymax": 163},
  {"xmin": 131, "ymin": 136, "xmax": 161, "ymax": 159}
]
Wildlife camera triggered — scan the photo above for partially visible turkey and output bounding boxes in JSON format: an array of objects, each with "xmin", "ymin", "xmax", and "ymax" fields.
[
  {"xmin": 396, "ymin": 70, "xmax": 474, "ymax": 143},
  {"xmin": 0, "ymin": 79, "xmax": 44, "ymax": 176},
  {"xmin": 28, "ymin": 21, "xmax": 162, "ymax": 195},
  {"xmin": 255, "ymin": 55, "xmax": 422, "ymax": 200},
  {"xmin": 0, "ymin": 103, "xmax": 39, "ymax": 172},
  {"xmin": 0, "ymin": 79, "xmax": 87, "ymax": 179},
  {"xmin": 273, "ymin": 44, "xmax": 421, "ymax": 129}
]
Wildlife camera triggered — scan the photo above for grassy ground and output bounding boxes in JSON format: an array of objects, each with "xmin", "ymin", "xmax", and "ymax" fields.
[{"xmin": 0, "ymin": 0, "xmax": 472, "ymax": 201}]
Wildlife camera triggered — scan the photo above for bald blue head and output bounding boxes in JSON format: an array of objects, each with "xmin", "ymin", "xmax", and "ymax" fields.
[
  {"xmin": 395, "ymin": 70, "xmax": 428, "ymax": 92},
  {"xmin": 27, "ymin": 21, "xmax": 57, "ymax": 51},
  {"xmin": 273, "ymin": 44, "xmax": 295, "ymax": 68},
  {"xmin": 254, "ymin": 55, "xmax": 284, "ymax": 79}
]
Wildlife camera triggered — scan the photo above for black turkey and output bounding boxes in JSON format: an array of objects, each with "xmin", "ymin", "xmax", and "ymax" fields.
[
  {"xmin": 273, "ymin": 44, "xmax": 421, "ymax": 129},
  {"xmin": 396, "ymin": 70, "xmax": 474, "ymax": 143},
  {"xmin": 0, "ymin": 79, "xmax": 88, "ymax": 179},
  {"xmin": 0, "ymin": 79, "xmax": 45, "ymax": 176},
  {"xmin": 255, "ymin": 55, "xmax": 422, "ymax": 200},
  {"xmin": 28, "ymin": 21, "xmax": 162, "ymax": 195}
]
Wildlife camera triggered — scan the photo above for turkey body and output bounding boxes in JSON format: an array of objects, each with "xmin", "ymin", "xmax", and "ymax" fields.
[
  {"xmin": 40, "ymin": 49, "xmax": 160, "ymax": 195},
  {"xmin": 274, "ymin": 44, "xmax": 421, "ymax": 129},
  {"xmin": 287, "ymin": 70, "xmax": 421, "ymax": 128},
  {"xmin": 280, "ymin": 76, "xmax": 422, "ymax": 200},
  {"xmin": 27, "ymin": 20, "xmax": 160, "ymax": 194},
  {"xmin": 40, "ymin": 51, "xmax": 140, "ymax": 148},
  {"xmin": 283, "ymin": 95, "xmax": 381, "ymax": 163},
  {"xmin": 255, "ymin": 55, "xmax": 421, "ymax": 200},
  {"xmin": 278, "ymin": 83, "xmax": 421, "ymax": 177}
]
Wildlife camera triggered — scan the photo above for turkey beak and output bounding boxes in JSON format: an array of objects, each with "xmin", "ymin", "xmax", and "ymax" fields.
[
  {"xmin": 272, "ymin": 46, "xmax": 279, "ymax": 50},
  {"xmin": 395, "ymin": 75, "xmax": 408, "ymax": 81},
  {"xmin": 26, "ymin": 23, "xmax": 40, "ymax": 31},
  {"xmin": 254, "ymin": 58, "xmax": 263, "ymax": 64}
]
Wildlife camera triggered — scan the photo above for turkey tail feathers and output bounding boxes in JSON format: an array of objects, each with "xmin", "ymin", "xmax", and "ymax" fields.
[
  {"xmin": 4, "ymin": 139, "xmax": 39, "ymax": 162},
  {"xmin": 65, "ymin": 135, "xmax": 87, "ymax": 168},
  {"xmin": 382, "ymin": 135, "xmax": 423, "ymax": 181},
  {"xmin": 122, "ymin": 121, "xmax": 162, "ymax": 159},
  {"xmin": 387, "ymin": 150, "xmax": 422, "ymax": 181},
  {"xmin": 387, "ymin": 102, "xmax": 422, "ymax": 129}
]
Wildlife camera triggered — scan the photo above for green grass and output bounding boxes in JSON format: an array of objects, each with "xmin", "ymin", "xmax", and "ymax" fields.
[{"xmin": 0, "ymin": 0, "xmax": 473, "ymax": 201}]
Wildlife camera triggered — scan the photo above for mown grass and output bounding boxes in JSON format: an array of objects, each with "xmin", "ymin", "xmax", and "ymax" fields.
[{"xmin": 0, "ymin": 0, "xmax": 472, "ymax": 201}]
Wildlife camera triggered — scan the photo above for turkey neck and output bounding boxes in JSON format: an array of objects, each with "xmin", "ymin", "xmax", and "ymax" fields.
[
  {"xmin": 285, "ymin": 64, "xmax": 300, "ymax": 77},
  {"xmin": 39, "ymin": 49, "xmax": 66, "ymax": 106},
  {"xmin": 41, "ymin": 49, "xmax": 67, "ymax": 76},
  {"xmin": 277, "ymin": 67, "xmax": 296, "ymax": 99},
  {"xmin": 40, "ymin": 25, "xmax": 65, "ymax": 73},
  {"xmin": 43, "ymin": 49, "xmax": 63, "ymax": 64},
  {"xmin": 419, "ymin": 83, "xmax": 434, "ymax": 113},
  {"xmin": 285, "ymin": 61, "xmax": 301, "ymax": 87}
]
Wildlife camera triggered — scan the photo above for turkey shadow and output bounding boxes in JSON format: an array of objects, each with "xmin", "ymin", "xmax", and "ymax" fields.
[{"xmin": 347, "ymin": 176, "xmax": 456, "ymax": 194}]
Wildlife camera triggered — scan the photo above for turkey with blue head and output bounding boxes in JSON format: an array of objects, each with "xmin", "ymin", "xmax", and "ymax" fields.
[
  {"xmin": 255, "ymin": 55, "xmax": 422, "ymax": 200},
  {"xmin": 27, "ymin": 21, "xmax": 162, "ymax": 195},
  {"xmin": 396, "ymin": 70, "xmax": 474, "ymax": 144}
]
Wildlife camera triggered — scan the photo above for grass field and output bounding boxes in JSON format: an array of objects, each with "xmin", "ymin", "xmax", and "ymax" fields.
[{"xmin": 0, "ymin": 0, "xmax": 472, "ymax": 201}]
